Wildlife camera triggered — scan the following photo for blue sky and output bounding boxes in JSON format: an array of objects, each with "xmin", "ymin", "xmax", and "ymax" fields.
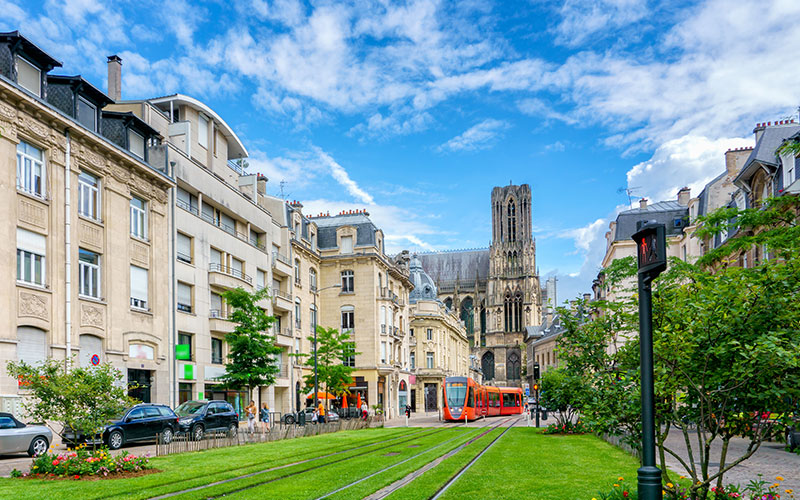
[{"xmin": 4, "ymin": 0, "xmax": 800, "ymax": 302}]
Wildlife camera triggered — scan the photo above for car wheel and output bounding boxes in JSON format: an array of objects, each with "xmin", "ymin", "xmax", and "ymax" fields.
[
  {"xmin": 285, "ymin": 415, "xmax": 295, "ymax": 425},
  {"xmin": 192, "ymin": 424, "xmax": 204, "ymax": 441},
  {"xmin": 108, "ymin": 430, "xmax": 124, "ymax": 450},
  {"xmin": 160, "ymin": 427, "xmax": 174, "ymax": 444},
  {"xmin": 227, "ymin": 423, "xmax": 238, "ymax": 438},
  {"xmin": 28, "ymin": 436, "xmax": 48, "ymax": 457}
]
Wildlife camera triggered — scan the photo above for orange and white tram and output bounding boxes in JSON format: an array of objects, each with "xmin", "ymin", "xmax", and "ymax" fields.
[{"xmin": 442, "ymin": 376, "xmax": 524, "ymax": 421}]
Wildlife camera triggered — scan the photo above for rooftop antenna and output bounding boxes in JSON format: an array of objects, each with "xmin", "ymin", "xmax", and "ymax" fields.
[
  {"xmin": 279, "ymin": 180, "xmax": 288, "ymax": 200},
  {"xmin": 617, "ymin": 186, "xmax": 640, "ymax": 206}
]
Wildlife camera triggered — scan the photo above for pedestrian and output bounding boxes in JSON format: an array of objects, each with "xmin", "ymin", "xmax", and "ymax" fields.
[
  {"xmin": 405, "ymin": 404, "xmax": 411, "ymax": 418},
  {"xmin": 311, "ymin": 409, "xmax": 318, "ymax": 424},
  {"xmin": 260, "ymin": 402, "xmax": 270, "ymax": 433},
  {"xmin": 361, "ymin": 401, "xmax": 368, "ymax": 421},
  {"xmin": 245, "ymin": 400, "xmax": 257, "ymax": 433},
  {"xmin": 317, "ymin": 401, "xmax": 326, "ymax": 424}
]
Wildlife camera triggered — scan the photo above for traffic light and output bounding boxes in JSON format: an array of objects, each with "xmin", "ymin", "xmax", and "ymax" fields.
[
  {"xmin": 532, "ymin": 383, "xmax": 539, "ymax": 392},
  {"xmin": 533, "ymin": 362, "xmax": 540, "ymax": 380}
]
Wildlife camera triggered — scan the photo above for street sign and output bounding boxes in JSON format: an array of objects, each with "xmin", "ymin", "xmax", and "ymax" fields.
[
  {"xmin": 90, "ymin": 354, "xmax": 100, "ymax": 366},
  {"xmin": 525, "ymin": 387, "xmax": 530, "ymax": 396},
  {"xmin": 632, "ymin": 222, "xmax": 666, "ymax": 277}
]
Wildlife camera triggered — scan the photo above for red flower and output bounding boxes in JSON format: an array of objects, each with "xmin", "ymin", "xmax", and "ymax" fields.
[
  {"xmin": 623, "ymin": 492, "xmax": 629, "ymax": 497},
  {"xmin": 74, "ymin": 475, "xmax": 80, "ymax": 480},
  {"xmin": 52, "ymin": 460, "xmax": 59, "ymax": 466}
]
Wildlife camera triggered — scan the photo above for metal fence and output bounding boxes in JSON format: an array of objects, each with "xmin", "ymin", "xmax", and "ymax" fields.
[{"xmin": 154, "ymin": 417, "xmax": 377, "ymax": 457}]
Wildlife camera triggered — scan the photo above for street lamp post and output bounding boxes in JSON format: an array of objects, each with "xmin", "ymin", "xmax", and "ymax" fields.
[
  {"xmin": 631, "ymin": 222, "xmax": 667, "ymax": 500},
  {"xmin": 312, "ymin": 283, "xmax": 341, "ymax": 411}
]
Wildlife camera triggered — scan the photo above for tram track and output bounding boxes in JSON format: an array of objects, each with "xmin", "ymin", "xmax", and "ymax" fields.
[
  {"xmin": 429, "ymin": 415, "xmax": 520, "ymax": 500},
  {"xmin": 150, "ymin": 427, "xmax": 452, "ymax": 500},
  {"xmin": 133, "ymin": 427, "xmax": 429, "ymax": 500}
]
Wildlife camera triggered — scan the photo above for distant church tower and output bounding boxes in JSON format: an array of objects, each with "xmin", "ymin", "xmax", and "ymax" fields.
[{"xmin": 483, "ymin": 184, "xmax": 541, "ymax": 386}]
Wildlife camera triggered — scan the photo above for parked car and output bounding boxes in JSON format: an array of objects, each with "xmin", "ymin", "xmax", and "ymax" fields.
[
  {"xmin": 63, "ymin": 404, "xmax": 179, "ymax": 450},
  {"xmin": 0, "ymin": 412, "xmax": 51, "ymax": 457},
  {"xmin": 282, "ymin": 407, "xmax": 340, "ymax": 425},
  {"xmin": 174, "ymin": 400, "xmax": 239, "ymax": 441}
]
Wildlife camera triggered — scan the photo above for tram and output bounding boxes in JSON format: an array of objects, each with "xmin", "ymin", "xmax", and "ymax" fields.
[{"xmin": 442, "ymin": 376, "xmax": 524, "ymax": 421}]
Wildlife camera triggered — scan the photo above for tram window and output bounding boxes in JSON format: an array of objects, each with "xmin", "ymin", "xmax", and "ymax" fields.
[{"xmin": 467, "ymin": 387, "xmax": 474, "ymax": 408}]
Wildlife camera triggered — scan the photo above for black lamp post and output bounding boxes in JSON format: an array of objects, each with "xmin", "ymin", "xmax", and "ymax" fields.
[
  {"xmin": 313, "ymin": 283, "xmax": 341, "ymax": 410},
  {"xmin": 631, "ymin": 221, "xmax": 667, "ymax": 500}
]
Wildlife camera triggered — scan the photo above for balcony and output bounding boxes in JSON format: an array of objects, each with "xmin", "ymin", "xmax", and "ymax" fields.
[
  {"xmin": 272, "ymin": 289, "xmax": 293, "ymax": 312},
  {"xmin": 208, "ymin": 263, "xmax": 252, "ymax": 289},
  {"xmin": 272, "ymin": 251, "xmax": 292, "ymax": 277},
  {"xmin": 209, "ymin": 309, "xmax": 235, "ymax": 333},
  {"xmin": 274, "ymin": 364, "xmax": 290, "ymax": 387},
  {"xmin": 275, "ymin": 330, "xmax": 293, "ymax": 347}
]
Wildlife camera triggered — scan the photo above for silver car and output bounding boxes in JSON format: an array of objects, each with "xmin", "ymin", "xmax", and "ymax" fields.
[{"xmin": 0, "ymin": 412, "xmax": 51, "ymax": 457}]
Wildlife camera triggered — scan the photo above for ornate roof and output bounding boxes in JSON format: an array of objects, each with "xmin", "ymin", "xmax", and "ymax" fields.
[{"xmin": 409, "ymin": 255, "xmax": 438, "ymax": 303}]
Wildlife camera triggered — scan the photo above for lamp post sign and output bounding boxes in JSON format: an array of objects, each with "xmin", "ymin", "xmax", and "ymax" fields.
[{"xmin": 631, "ymin": 221, "xmax": 666, "ymax": 500}]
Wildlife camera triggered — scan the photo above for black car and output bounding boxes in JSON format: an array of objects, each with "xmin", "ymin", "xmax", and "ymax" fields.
[
  {"xmin": 174, "ymin": 400, "xmax": 239, "ymax": 441},
  {"xmin": 70, "ymin": 404, "xmax": 179, "ymax": 450}
]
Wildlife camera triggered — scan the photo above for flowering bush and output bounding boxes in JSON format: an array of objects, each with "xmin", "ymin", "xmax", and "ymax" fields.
[
  {"xmin": 595, "ymin": 476, "xmax": 637, "ymax": 499},
  {"xmin": 616, "ymin": 473, "xmax": 794, "ymax": 500},
  {"xmin": 542, "ymin": 419, "xmax": 591, "ymax": 435},
  {"xmin": 16, "ymin": 443, "xmax": 151, "ymax": 478}
]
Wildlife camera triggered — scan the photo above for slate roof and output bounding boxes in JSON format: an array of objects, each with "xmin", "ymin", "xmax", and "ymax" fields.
[
  {"xmin": 313, "ymin": 213, "xmax": 378, "ymax": 249},
  {"xmin": 735, "ymin": 124, "xmax": 800, "ymax": 186},
  {"xmin": 613, "ymin": 200, "xmax": 688, "ymax": 242},
  {"xmin": 416, "ymin": 249, "xmax": 490, "ymax": 283},
  {"xmin": 408, "ymin": 256, "xmax": 438, "ymax": 303}
]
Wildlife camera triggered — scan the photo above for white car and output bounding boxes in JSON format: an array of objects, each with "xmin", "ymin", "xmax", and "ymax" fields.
[{"xmin": 0, "ymin": 412, "xmax": 51, "ymax": 457}]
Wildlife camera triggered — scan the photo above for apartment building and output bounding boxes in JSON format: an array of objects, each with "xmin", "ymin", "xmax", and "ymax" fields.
[
  {"xmin": 108, "ymin": 82, "xmax": 283, "ymax": 411},
  {"xmin": 0, "ymin": 32, "xmax": 174, "ymax": 405},
  {"xmin": 306, "ymin": 211, "xmax": 414, "ymax": 419},
  {"xmin": 407, "ymin": 256, "xmax": 469, "ymax": 413}
]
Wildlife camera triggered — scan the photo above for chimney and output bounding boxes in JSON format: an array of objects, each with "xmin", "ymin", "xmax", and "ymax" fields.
[
  {"xmin": 639, "ymin": 198, "xmax": 648, "ymax": 210},
  {"xmin": 583, "ymin": 293, "xmax": 591, "ymax": 302},
  {"xmin": 753, "ymin": 122, "xmax": 766, "ymax": 144},
  {"xmin": 677, "ymin": 187, "xmax": 690, "ymax": 206},
  {"xmin": 107, "ymin": 55, "xmax": 122, "ymax": 101}
]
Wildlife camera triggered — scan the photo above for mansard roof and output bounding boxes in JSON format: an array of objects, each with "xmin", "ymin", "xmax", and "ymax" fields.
[{"xmin": 416, "ymin": 249, "xmax": 490, "ymax": 284}]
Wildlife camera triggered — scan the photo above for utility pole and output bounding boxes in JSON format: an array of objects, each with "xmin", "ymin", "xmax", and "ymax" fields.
[{"xmin": 632, "ymin": 221, "xmax": 667, "ymax": 500}]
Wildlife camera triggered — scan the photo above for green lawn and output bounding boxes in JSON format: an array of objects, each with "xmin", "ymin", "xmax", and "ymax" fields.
[{"xmin": 0, "ymin": 426, "xmax": 641, "ymax": 500}]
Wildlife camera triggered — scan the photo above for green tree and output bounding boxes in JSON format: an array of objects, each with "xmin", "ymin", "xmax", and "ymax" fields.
[
  {"xmin": 294, "ymin": 325, "xmax": 359, "ymax": 410},
  {"xmin": 556, "ymin": 196, "xmax": 800, "ymax": 499},
  {"xmin": 218, "ymin": 287, "xmax": 281, "ymax": 398},
  {"xmin": 538, "ymin": 366, "xmax": 589, "ymax": 428},
  {"xmin": 6, "ymin": 359, "xmax": 137, "ymax": 446}
]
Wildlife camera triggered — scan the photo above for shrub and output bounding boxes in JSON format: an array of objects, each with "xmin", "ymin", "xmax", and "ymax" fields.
[
  {"xmin": 24, "ymin": 444, "xmax": 151, "ymax": 478},
  {"xmin": 542, "ymin": 419, "xmax": 591, "ymax": 435}
]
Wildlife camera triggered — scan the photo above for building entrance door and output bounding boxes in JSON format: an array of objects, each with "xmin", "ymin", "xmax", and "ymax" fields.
[
  {"xmin": 128, "ymin": 369, "xmax": 152, "ymax": 403},
  {"xmin": 424, "ymin": 383, "xmax": 437, "ymax": 412},
  {"xmin": 410, "ymin": 389, "xmax": 416, "ymax": 412}
]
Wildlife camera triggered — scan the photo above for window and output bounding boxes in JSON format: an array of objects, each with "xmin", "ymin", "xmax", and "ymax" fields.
[
  {"xmin": 507, "ymin": 200, "xmax": 516, "ymax": 242},
  {"xmin": 231, "ymin": 257, "xmax": 244, "ymax": 278},
  {"xmin": 78, "ymin": 249, "xmax": 100, "ymax": 298},
  {"xmin": 309, "ymin": 268, "xmax": 317, "ymax": 290},
  {"xmin": 426, "ymin": 352, "xmax": 434, "ymax": 369},
  {"xmin": 177, "ymin": 233, "xmax": 192, "ymax": 263},
  {"xmin": 410, "ymin": 328, "xmax": 414, "ymax": 337},
  {"xmin": 341, "ymin": 270, "xmax": 354, "ymax": 292},
  {"xmin": 211, "ymin": 337, "xmax": 224, "ymax": 364},
  {"xmin": 16, "ymin": 55, "xmax": 40, "ymax": 96},
  {"xmin": 380, "ymin": 306, "xmax": 387, "ymax": 333},
  {"xmin": 341, "ymin": 306, "xmax": 354, "ymax": 334},
  {"xmin": 17, "ymin": 326, "xmax": 46, "ymax": 365},
  {"xmin": 210, "ymin": 292, "xmax": 223, "ymax": 317},
  {"xmin": 128, "ymin": 129, "xmax": 145, "ymax": 159},
  {"xmin": 426, "ymin": 328, "xmax": 433, "ymax": 341},
  {"xmin": 340, "ymin": 235, "xmax": 353, "ymax": 254},
  {"xmin": 198, "ymin": 114, "xmax": 209, "ymax": 149},
  {"xmin": 294, "ymin": 259, "xmax": 301, "ymax": 284},
  {"xmin": 257, "ymin": 269, "xmax": 266, "ymax": 290},
  {"xmin": 178, "ymin": 333, "xmax": 193, "ymax": 361},
  {"xmin": 210, "ymin": 247, "xmax": 222, "ymax": 267},
  {"xmin": 295, "ymin": 300, "xmax": 301, "ymax": 329},
  {"xmin": 785, "ymin": 154, "xmax": 797, "ymax": 187},
  {"xmin": 177, "ymin": 282, "xmax": 192, "ymax": 313},
  {"xmin": 16, "ymin": 228, "xmax": 46, "ymax": 286},
  {"xmin": 380, "ymin": 342, "xmax": 387, "ymax": 364},
  {"xmin": 342, "ymin": 355, "xmax": 355, "ymax": 367},
  {"xmin": 179, "ymin": 383, "xmax": 193, "ymax": 405},
  {"xmin": 673, "ymin": 218, "xmax": 682, "ymax": 228},
  {"xmin": 78, "ymin": 171, "xmax": 100, "ymax": 220},
  {"xmin": 310, "ymin": 306, "xmax": 317, "ymax": 332},
  {"xmin": 77, "ymin": 97, "xmax": 97, "ymax": 131},
  {"xmin": 177, "ymin": 188, "xmax": 198, "ymax": 214},
  {"xmin": 130, "ymin": 265, "xmax": 148, "ymax": 310},
  {"xmin": 16, "ymin": 141, "xmax": 44, "ymax": 198},
  {"xmin": 130, "ymin": 196, "xmax": 147, "ymax": 239},
  {"xmin": 410, "ymin": 352, "xmax": 415, "ymax": 369}
]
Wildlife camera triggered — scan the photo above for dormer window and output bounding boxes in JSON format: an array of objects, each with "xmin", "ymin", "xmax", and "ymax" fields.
[
  {"xmin": 15, "ymin": 55, "xmax": 41, "ymax": 96},
  {"xmin": 128, "ymin": 129, "xmax": 145, "ymax": 159},
  {"xmin": 77, "ymin": 97, "xmax": 97, "ymax": 131}
]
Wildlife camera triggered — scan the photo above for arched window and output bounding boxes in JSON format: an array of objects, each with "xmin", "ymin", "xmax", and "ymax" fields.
[
  {"xmin": 79, "ymin": 334, "xmax": 103, "ymax": 367},
  {"xmin": 17, "ymin": 326, "xmax": 46, "ymax": 365},
  {"xmin": 460, "ymin": 297, "xmax": 474, "ymax": 336},
  {"xmin": 482, "ymin": 351, "xmax": 495, "ymax": 380},
  {"xmin": 444, "ymin": 297, "xmax": 453, "ymax": 310},
  {"xmin": 507, "ymin": 352, "xmax": 520, "ymax": 380},
  {"xmin": 514, "ymin": 292, "xmax": 523, "ymax": 332},
  {"xmin": 507, "ymin": 200, "xmax": 516, "ymax": 242}
]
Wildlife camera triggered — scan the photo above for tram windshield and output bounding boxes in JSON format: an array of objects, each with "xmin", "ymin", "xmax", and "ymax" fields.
[{"xmin": 445, "ymin": 382, "xmax": 467, "ymax": 408}]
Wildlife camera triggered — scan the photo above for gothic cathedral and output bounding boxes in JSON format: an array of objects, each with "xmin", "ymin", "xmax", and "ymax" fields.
[{"xmin": 417, "ymin": 183, "xmax": 542, "ymax": 387}]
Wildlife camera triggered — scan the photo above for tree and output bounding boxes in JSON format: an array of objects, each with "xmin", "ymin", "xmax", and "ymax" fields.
[
  {"xmin": 556, "ymin": 196, "xmax": 800, "ymax": 499},
  {"xmin": 538, "ymin": 366, "xmax": 589, "ymax": 428},
  {"xmin": 294, "ymin": 325, "xmax": 359, "ymax": 409},
  {"xmin": 6, "ymin": 359, "xmax": 137, "ymax": 446},
  {"xmin": 218, "ymin": 287, "xmax": 281, "ymax": 398}
]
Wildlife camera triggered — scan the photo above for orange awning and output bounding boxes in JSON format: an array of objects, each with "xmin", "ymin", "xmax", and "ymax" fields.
[
  {"xmin": 306, "ymin": 391, "xmax": 336, "ymax": 400},
  {"xmin": 342, "ymin": 394, "xmax": 348, "ymax": 407}
]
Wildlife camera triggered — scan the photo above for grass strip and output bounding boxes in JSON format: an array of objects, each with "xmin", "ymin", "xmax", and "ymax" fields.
[
  {"xmin": 219, "ymin": 428, "xmax": 473, "ymax": 500},
  {"xmin": 381, "ymin": 428, "xmax": 501, "ymax": 500},
  {"xmin": 437, "ymin": 428, "xmax": 641, "ymax": 500},
  {"xmin": 160, "ymin": 428, "xmax": 449, "ymax": 500},
  {"xmin": 327, "ymin": 427, "xmax": 497, "ymax": 500},
  {"xmin": 0, "ymin": 427, "xmax": 415, "ymax": 500}
]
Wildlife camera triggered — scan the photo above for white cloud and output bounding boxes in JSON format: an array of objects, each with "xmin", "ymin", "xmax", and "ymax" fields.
[
  {"xmin": 438, "ymin": 119, "xmax": 509, "ymax": 153},
  {"xmin": 551, "ymin": 0, "xmax": 649, "ymax": 47},
  {"xmin": 626, "ymin": 135, "xmax": 750, "ymax": 203},
  {"xmin": 313, "ymin": 147, "xmax": 375, "ymax": 205},
  {"xmin": 544, "ymin": 140, "xmax": 566, "ymax": 152}
]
